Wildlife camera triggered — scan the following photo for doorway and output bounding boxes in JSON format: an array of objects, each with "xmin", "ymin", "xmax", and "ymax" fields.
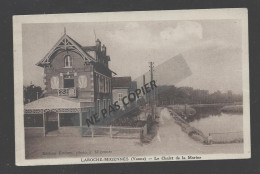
[{"xmin": 45, "ymin": 112, "xmax": 58, "ymax": 135}]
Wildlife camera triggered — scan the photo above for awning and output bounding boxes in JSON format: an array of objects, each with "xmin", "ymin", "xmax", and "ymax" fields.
[{"xmin": 24, "ymin": 96, "xmax": 93, "ymax": 114}]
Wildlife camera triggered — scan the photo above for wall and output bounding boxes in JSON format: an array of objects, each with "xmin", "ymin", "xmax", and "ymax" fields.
[
  {"xmin": 51, "ymin": 51, "xmax": 85, "ymax": 69},
  {"xmin": 43, "ymin": 50, "xmax": 94, "ymax": 100},
  {"xmin": 93, "ymin": 71, "xmax": 113, "ymax": 115},
  {"xmin": 112, "ymin": 88, "xmax": 129, "ymax": 108}
]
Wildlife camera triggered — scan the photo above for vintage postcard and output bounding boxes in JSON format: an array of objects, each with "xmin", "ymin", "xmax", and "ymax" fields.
[{"xmin": 14, "ymin": 9, "xmax": 250, "ymax": 166}]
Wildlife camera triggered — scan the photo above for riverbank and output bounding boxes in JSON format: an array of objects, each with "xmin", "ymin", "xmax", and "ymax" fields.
[
  {"xmin": 167, "ymin": 103, "xmax": 243, "ymax": 121},
  {"xmin": 166, "ymin": 107, "xmax": 208, "ymax": 144},
  {"xmin": 166, "ymin": 106, "xmax": 244, "ymax": 144},
  {"xmin": 220, "ymin": 105, "xmax": 243, "ymax": 114},
  {"xmin": 167, "ymin": 105, "xmax": 196, "ymax": 116}
]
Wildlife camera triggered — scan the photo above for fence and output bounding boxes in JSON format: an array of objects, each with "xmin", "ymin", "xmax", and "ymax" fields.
[
  {"xmin": 209, "ymin": 131, "xmax": 243, "ymax": 143},
  {"xmin": 81, "ymin": 125, "xmax": 147, "ymax": 139}
]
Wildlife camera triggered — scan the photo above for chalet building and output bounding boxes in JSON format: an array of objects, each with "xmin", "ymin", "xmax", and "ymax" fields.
[
  {"xmin": 24, "ymin": 31, "xmax": 114, "ymax": 137},
  {"xmin": 112, "ymin": 76, "xmax": 137, "ymax": 109}
]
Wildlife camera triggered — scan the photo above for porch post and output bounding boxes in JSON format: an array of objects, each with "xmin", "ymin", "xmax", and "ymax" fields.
[
  {"xmin": 79, "ymin": 112, "xmax": 82, "ymax": 127},
  {"xmin": 58, "ymin": 113, "xmax": 60, "ymax": 128},
  {"xmin": 43, "ymin": 112, "xmax": 45, "ymax": 136}
]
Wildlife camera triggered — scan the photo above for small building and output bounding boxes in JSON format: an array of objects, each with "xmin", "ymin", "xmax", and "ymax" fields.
[
  {"xmin": 112, "ymin": 76, "xmax": 137, "ymax": 109},
  {"xmin": 24, "ymin": 31, "xmax": 114, "ymax": 137}
]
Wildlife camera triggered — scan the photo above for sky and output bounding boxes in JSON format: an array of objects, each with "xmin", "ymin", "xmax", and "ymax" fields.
[{"xmin": 22, "ymin": 19, "xmax": 243, "ymax": 94}]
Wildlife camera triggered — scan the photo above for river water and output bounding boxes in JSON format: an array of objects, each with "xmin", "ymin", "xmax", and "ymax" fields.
[{"xmin": 189, "ymin": 105, "xmax": 243, "ymax": 136}]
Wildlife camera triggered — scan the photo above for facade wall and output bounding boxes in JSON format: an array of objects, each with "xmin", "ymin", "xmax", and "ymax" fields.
[
  {"xmin": 112, "ymin": 88, "xmax": 129, "ymax": 108},
  {"xmin": 43, "ymin": 50, "xmax": 94, "ymax": 100},
  {"xmin": 93, "ymin": 72, "xmax": 112, "ymax": 116},
  {"xmin": 37, "ymin": 38, "xmax": 113, "ymax": 131},
  {"xmin": 27, "ymin": 36, "xmax": 115, "ymax": 136}
]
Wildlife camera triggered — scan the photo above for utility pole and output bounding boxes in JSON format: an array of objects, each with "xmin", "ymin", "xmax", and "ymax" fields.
[
  {"xmin": 149, "ymin": 62, "xmax": 154, "ymax": 81},
  {"xmin": 143, "ymin": 75, "xmax": 147, "ymax": 102},
  {"xmin": 149, "ymin": 62, "xmax": 155, "ymax": 120},
  {"xmin": 143, "ymin": 74, "xmax": 146, "ymax": 86},
  {"xmin": 149, "ymin": 62, "xmax": 156, "ymax": 102}
]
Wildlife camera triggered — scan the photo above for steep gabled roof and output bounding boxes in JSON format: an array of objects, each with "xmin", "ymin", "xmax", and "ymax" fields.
[
  {"xmin": 36, "ymin": 34, "xmax": 96, "ymax": 67},
  {"xmin": 112, "ymin": 76, "xmax": 132, "ymax": 88}
]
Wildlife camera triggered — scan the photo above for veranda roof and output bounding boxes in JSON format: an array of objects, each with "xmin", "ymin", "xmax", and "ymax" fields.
[{"xmin": 24, "ymin": 96, "xmax": 90, "ymax": 114}]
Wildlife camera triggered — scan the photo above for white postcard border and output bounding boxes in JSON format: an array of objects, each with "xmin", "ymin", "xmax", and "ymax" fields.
[{"xmin": 13, "ymin": 8, "xmax": 250, "ymax": 166}]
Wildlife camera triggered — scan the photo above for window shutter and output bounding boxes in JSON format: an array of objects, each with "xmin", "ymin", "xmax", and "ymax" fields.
[
  {"xmin": 51, "ymin": 76, "xmax": 59, "ymax": 89},
  {"xmin": 78, "ymin": 75, "xmax": 87, "ymax": 88}
]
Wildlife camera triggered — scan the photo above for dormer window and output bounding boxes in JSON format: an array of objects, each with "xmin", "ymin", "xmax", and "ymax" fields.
[{"xmin": 64, "ymin": 55, "xmax": 72, "ymax": 67}]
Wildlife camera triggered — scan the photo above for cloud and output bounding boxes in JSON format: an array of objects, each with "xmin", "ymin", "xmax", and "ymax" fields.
[
  {"xmin": 160, "ymin": 21, "xmax": 203, "ymax": 42},
  {"xmin": 107, "ymin": 22, "xmax": 155, "ymax": 48},
  {"xmin": 106, "ymin": 21, "xmax": 242, "ymax": 94},
  {"xmin": 107, "ymin": 21, "xmax": 203, "ymax": 51}
]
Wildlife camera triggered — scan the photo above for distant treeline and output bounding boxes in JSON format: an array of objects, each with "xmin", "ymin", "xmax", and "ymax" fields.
[{"xmin": 157, "ymin": 86, "xmax": 242, "ymax": 105}]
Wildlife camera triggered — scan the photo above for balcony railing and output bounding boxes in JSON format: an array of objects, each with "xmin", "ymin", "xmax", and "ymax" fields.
[{"xmin": 58, "ymin": 88, "xmax": 77, "ymax": 97}]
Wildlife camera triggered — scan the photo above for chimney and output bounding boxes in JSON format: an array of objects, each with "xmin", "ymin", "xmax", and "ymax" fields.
[
  {"xmin": 102, "ymin": 44, "xmax": 106, "ymax": 55},
  {"xmin": 96, "ymin": 39, "xmax": 101, "ymax": 51}
]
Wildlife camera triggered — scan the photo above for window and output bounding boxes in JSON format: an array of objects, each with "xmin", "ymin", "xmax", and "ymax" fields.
[
  {"xmin": 99, "ymin": 77, "xmax": 102, "ymax": 92},
  {"xmin": 104, "ymin": 78, "xmax": 106, "ymax": 93},
  {"xmin": 118, "ymin": 93, "xmax": 123, "ymax": 101},
  {"xmin": 63, "ymin": 75, "xmax": 74, "ymax": 88},
  {"xmin": 24, "ymin": 114, "xmax": 43, "ymax": 127},
  {"xmin": 59, "ymin": 113, "xmax": 80, "ymax": 126},
  {"xmin": 103, "ymin": 99, "xmax": 106, "ymax": 109},
  {"xmin": 64, "ymin": 55, "xmax": 72, "ymax": 67},
  {"xmin": 103, "ymin": 77, "xmax": 106, "ymax": 93},
  {"xmin": 97, "ymin": 99, "xmax": 100, "ymax": 116},
  {"xmin": 106, "ymin": 79, "xmax": 109, "ymax": 93},
  {"xmin": 107, "ymin": 99, "xmax": 110, "ymax": 109},
  {"xmin": 108, "ymin": 80, "xmax": 111, "ymax": 93},
  {"xmin": 96, "ymin": 76, "xmax": 99, "ymax": 92}
]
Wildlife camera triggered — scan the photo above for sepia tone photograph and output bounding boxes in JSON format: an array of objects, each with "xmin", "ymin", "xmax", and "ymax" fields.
[{"xmin": 13, "ymin": 9, "xmax": 250, "ymax": 166}]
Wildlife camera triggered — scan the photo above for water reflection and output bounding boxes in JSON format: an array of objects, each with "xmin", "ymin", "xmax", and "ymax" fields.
[
  {"xmin": 189, "ymin": 106, "xmax": 243, "ymax": 135},
  {"xmin": 188, "ymin": 105, "xmax": 224, "ymax": 122}
]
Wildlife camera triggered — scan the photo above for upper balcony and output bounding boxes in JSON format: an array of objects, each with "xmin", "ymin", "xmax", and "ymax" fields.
[{"xmin": 57, "ymin": 88, "xmax": 77, "ymax": 97}]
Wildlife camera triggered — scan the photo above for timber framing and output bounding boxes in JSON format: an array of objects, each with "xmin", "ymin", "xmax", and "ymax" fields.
[{"xmin": 36, "ymin": 34, "xmax": 95, "ymax": 67}]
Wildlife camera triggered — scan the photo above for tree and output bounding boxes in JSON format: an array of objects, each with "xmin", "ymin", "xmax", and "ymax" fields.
[
  {"xmin": 24, "ymin": 83, "xmax": 44, "ymax": 104},
  {"xmin": 157, "ymin": 85, "xmax": 242, "ymax": 105}
]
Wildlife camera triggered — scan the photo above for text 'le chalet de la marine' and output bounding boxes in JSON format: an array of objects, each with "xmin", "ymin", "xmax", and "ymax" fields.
[{"xmin": 24, "ymin": 31, "xmax": 157, "ymax": 136}]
